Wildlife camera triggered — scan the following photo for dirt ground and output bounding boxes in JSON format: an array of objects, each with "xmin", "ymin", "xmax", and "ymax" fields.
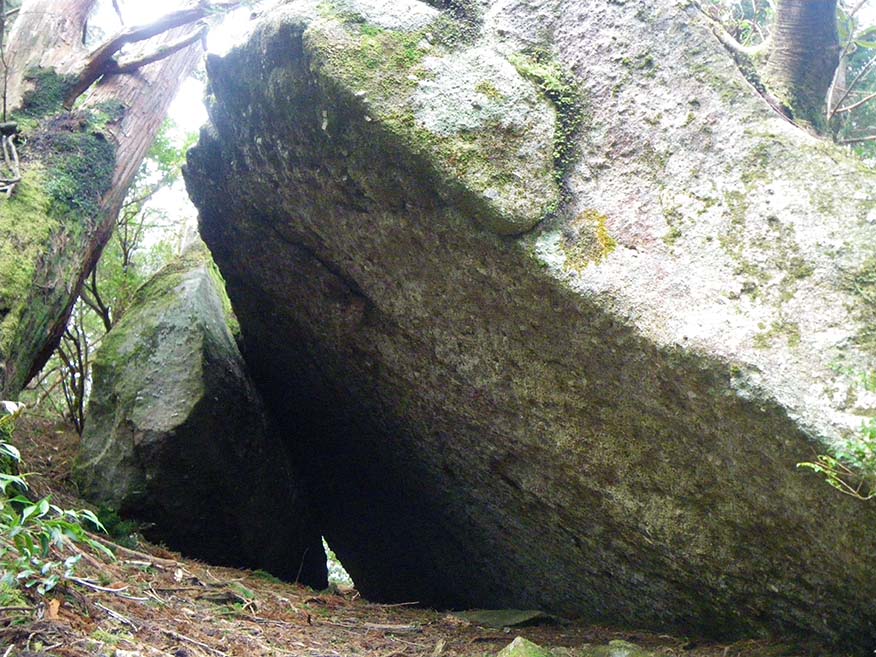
[{"xmin": 0, "ymin": 418, "xmax": 841, "ymax": 657}]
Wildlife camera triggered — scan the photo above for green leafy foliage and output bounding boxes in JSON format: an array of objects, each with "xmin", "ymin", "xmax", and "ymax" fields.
[
  {"xmin": 93, "ymin": 504, "xmax": 141, "ymax": 549},
  {"xmin": 0, "ymin": 403, "xmax": 113, "ymax": 597},
  {"xmin": 798, "ymin": 377, "xmax": 876, "ymax": 500}
]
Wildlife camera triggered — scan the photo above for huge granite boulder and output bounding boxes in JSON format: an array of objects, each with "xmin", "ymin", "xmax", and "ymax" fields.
[
  {"xmin": 184, "ymin": 0, "xmax": 876, "ymax": 650},
  {"xmin": 74, "ymin": 242, "xmax": 326, "ymax": 586}
]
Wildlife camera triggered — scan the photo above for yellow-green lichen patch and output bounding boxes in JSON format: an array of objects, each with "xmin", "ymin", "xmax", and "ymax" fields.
[
  {"xmin": 304, "ymin": 10, "xmax": 562, "ymax": 235},
  {"xmin": 475, "ymin": 80, "xmax": 503, "ymax": 101},
  {"xmin": 561, "ymin": 209, "xmax": 617, "ymax": 271},
  {"xmin": 0, "ymin": 166, "xmax": 56, "ymax": 353}
]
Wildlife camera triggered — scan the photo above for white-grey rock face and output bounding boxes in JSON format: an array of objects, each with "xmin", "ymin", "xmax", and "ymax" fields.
[
  {"xmin": 185, "ymin": 0, "xmax": 876, "ymax": 652},
  {"xmin": 490, "ymin": 0, "xmax": 876, "ymax": 447}
]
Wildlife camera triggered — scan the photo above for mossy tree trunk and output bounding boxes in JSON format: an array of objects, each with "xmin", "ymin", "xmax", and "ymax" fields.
[
  {"xmin": 0, "ymin": 0, "xmax": 213, "ymax": 398},
  {"xmin": 765, "ymin": 0, "xmax": 840, "ymax": 129}
]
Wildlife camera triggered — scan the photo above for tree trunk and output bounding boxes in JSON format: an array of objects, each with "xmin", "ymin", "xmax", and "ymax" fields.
[
  {"xmin": 0, "ymin": 0, "xmax": 205, "ymax": 397},
  {"xmin": 765, "ymin": 0, "xmax": 840, "ymax": 128},
  {"xmin": 3, "ymin": 0, "xmax": 95, "ymax": 115}
]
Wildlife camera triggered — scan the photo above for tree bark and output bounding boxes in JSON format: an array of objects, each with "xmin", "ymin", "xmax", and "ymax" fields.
[
  {"xmin": 3, "ymin": 0, "xmax": 96, "ymax": 113},
  {"xmin": 765, "ymin": 0, "xmax": 840, "ymax": 128},
  {"xmin": 0, "ymin": 0, "xmax": 205, "ymax": 397}
]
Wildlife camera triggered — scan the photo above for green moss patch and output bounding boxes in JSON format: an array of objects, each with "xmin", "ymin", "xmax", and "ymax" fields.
[
  {"xmin": 0, "ymin": 83, "xmax": 119, "ymax": 393},
  {"xmin": 753, "ymin": 319, "xmax": 801, "ymax": 349},
  {"xmin": 17, "ymin": 68, "xmax": 78, "ymax": 122},
  {"xmin": 510, "ymin": 51, "xmax": 585, "ymax": 184},
  {"xmin": 28, "ymin": 112, "xmax": 117, "ymax": 219},
  {"xmin": 847, "ymin": 256, "xmax": 876, "ymax": 354},
  {"xmin": 0, "ymin": 166, "xmax": 56, "ymax": 353}
]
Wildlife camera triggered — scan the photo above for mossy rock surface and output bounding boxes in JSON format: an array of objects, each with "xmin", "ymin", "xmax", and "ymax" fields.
[
  {"xmin": 186, "ymin": 0, "xmax": 876, "ymax": 652},
  {"xmin": 74, "ymin": 241, "xmax": 326, "ymax": 586}
]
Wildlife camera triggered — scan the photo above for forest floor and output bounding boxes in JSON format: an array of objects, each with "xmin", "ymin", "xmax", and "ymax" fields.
[{"xmin": 0, "ymin": 418, "xmax": 834, "ymax": 657}]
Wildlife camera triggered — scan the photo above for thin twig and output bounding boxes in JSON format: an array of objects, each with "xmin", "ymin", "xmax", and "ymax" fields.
[
  {"xmin": 88, "ymin": 532, "xmax": 181, "ymax": 568},
  {"xmin": 838, "ymin": 134, "xmax": 876, "ymax": 144},
  {"xmin": 830, "ymin": 51, "xmax": 876, "ymax": 120},
  {"xmin": 68, "ymin": 577, "xmax": 129, "ymax": 593},
  {"xmin": 160, "ymin": 628, "xmax": 228, "ymax": 657},
  {"xmin": 827, "ymin": 0, "xmax": 872, "ymax": 119},
  {"xmin": 834, "ymin": 88, "xmax": 876, "ymax": 114},
  {"xmin": 95, "ymin": 601, "xmax": 140, "ymax": 631}
]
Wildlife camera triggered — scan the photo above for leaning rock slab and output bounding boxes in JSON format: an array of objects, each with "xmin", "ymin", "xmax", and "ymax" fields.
[
  {"xmin": 185, "ymin": 0, "xmax": 876, "ymax": 650},
  {"xmin": 74, "ymin": 242, "xmax": 326, "ymax": 586}
]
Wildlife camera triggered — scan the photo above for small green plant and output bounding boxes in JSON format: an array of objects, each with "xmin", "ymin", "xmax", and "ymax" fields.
[
  {"xmin": 251, "ymin": 569, "xmax": 283, "ymax": 584},
  {"xmin": 0, "ymin": 402, "xmax": 112, "ymax": 598},
  {"xmin": 93, "ymin": 504, "xmax": 141, "ymax": 549},
  {"xmin": 799, "ymin": 393, "xmax": 876, "ymax": 500}
]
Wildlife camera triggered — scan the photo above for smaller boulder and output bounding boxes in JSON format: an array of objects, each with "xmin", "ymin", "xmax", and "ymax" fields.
[
  {"xmin": 497, "ymin": 638, "xmax": 555, "ymax": 657},
  {"xmin": 74, "ymin": 241, "xmax": 326, "ymax": 586}
]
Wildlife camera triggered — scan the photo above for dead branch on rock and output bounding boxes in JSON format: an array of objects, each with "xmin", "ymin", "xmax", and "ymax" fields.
[{"xmin": 0, "ymin": 126, "xmax": 19, "ymax": 197}]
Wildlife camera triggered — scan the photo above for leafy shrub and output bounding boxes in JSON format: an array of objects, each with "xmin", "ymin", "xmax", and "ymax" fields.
[
  {"xmin": 798, "ymin": 375, "xmax": 876, "ymax": 499},
  {"xmin": 0, "ymin": 402, "xmax": 112, "ymax": 597}
]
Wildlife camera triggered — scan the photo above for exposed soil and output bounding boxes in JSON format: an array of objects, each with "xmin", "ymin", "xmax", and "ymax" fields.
[{"xmin": 0, "ymin": 418, "xmax": 836, "ymax": 657}]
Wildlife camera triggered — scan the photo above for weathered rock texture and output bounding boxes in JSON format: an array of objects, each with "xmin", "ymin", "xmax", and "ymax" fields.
[
  {"xmin": 185, "ymin": 0, "xmax": 876, "ymax": 650},
  {"xmin": 74, "ymin": 243, "xmax": 326, "ymax": 586}
]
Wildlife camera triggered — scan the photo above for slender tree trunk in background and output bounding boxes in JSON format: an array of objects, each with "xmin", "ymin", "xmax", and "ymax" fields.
[
  {"xmin": 765, "ymin": 0, "xmax": 840, "ymax": 129},
  {"xmin": 0, "ymin": 0, "xmax": 206, "ymax": 398}
]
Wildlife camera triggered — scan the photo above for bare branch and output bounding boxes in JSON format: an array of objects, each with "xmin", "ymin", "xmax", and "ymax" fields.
[
  {"xmin": 81, "ymin": 268, "xmax": 113, "ymax": 332},
  {"xmin": 830, "ymin": 51, "xmax": 876, "ymax": 121},
  {"xmin": 64, "ymin": 1, "xmax": 228, "ymax": 107},
  {"xmin": 837, "ymin": 134, "xmax": 876, "ymax": 144},
  {"xmin": 111, "ymin": 0, "xmax": 124, "ymax": 25},
  {"xmin": 834, "ymin": 88, "xmax": 876, "ymax": 114},
  {"xmin": 848, "ymin": 0, "xmax": 870, "ymax": 20},
  {"xmin": 827, "ymin": 0, "xmax": 872, "ymax": 120},
  {"xmin": 111, "ymin": 23, "xmax": 207, "ymax": 76}
]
